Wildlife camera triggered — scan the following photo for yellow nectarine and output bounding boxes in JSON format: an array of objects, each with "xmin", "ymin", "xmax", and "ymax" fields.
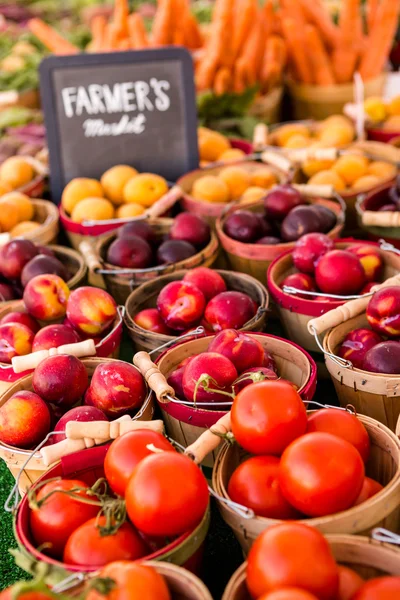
[
  {"xmin": 219, "ymin": 166, "xmax": 250, "ymax": 200},
  {"xmin": 62, "ymin": 178, "xmax": 104, "ymax": 215},
  {"xmin": 101, "ymin": 165, "xmax": 138, "ymax": 205},
  {"xmin": 0, "ymin": 157, "xmax": 34, "ymax": 189},
  {"xmin": 71, "ymin": 197, "xmax": 114, "ymax": 223},
  {"xmin": 192, "ymin": 175, "xmax": 230, "ymax": 203},
  {"xmin": 123, "ymin": 173, "xmax": 168, "ymax": 207}
]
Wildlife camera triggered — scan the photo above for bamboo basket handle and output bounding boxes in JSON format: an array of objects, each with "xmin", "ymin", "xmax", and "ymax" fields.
[
  {"xmin": 361, "ymin": 210, "xmax": 400, "ymax": 228},
  {"xmin": 185, "ymin": 413, "xmax": 232, "ymax": 464},
  {"xmin": 145, "ymin": 185, "xmax": 183, "ymax": 219},
  {"xmin": 66, "ymin": 419, "xmax": 164, "ymax": 440},
  {"xmin": 79, "ymin": 240, "xmax": 102, "ymax": 272},
  {"xmin": 292, "ymin": 183, "xmax": 336, "ymax": 199},
  {"xmin": 308, "ymin": 273, "xmax": 400, "ymax": 335},
  {"xmin": 12, "ymin": 339, "xmax": 96, "ymax": 373},
  {"xmin": 260, "ymin": 150, "xmax": 292, "ymax": 173},
  {"xmin": 285, "ymin": 148, "xmax": 339, "ymax": 163},
  {"xmin": 133, "ymin": 351, "xmax": 174, "ymax": 403},
  {"xmin": 253, "ymin": 123, "xmax": 269, "ymax": 151}
]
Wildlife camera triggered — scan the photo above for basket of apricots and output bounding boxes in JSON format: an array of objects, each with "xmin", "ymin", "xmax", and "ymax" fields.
[
  {"xmin": 0, "ymin": 189, "xmax": 59, "ymax": 245},
  {"xmin": 197, "ymin": 127, "xmax": 252, "ymax": 168},
  {"xmin": 59, "ymin": 165, "xmax": 182, "ymax": 250},
  {"xmin": 267, "ymin": 115, "xmax": 356, "ymax": 150},
  {"xmin": 356, "ymin": 177, "xmax": 400, "ymax": 246},
  {"xmin": 82, "ymin": 217, "xmax": 219, "ymax": 305},
  {"xmin": 345, "ymin": 94, "xmax": 400, "ymax": 144},
  {"xmin": 0, "ymin": 155, "xmax": 47, "ymax": 200}
]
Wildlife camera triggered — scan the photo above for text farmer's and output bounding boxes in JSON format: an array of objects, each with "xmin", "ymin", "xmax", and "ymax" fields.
[{"xmin": 60, "ymin": 78, "xmax": 171, "ymax": 137}]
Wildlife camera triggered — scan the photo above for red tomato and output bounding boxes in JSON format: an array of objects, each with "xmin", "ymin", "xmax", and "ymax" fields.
[
  {"xmin": 352, "ymin": 577, "xmax": 400, "ymax": 599},
  {"xmin": 306, "ymin": 409, "xmax": 370, "ymax": 462},
  {"xmin": 231, "ymin": 381, "xmax": 307, "ymax": 455},
  {"xmin": 125, "ymin": 452, "xmax": 209, "ymax": 537},
  {"xmin": 246, "ymin": 522, "xmax": 339, "ymax": 600},
  {"xmin": 29, "ymin": 479, "xmax": 99, "ymax": 558},
  {"xmin": 353, "ymin": 476, "xmax": 383, "ymax": 506},
  {"xmin": 279, "ymin": 432, "xmax": 365, "ymax": 517},
  {"xmin": 85, "ymin": 561, "xmax": 171, "ymax": 600},
  {"xmin": 104, "ymin": 430, "xmax": 176, "ymax": 496},
  {"xmin": 63, "ymin": 517, "xmax": 147, "ymax": 567},
  {"xmin": 0, "ymin": 591, "xmax": 53, "ymax": 600},
  {"xmin": 227, "ymin": 456, "xmax": 301, "ymax": 519},
  {"xmin": 337, "ymin": 565, "xmax": 364, "ymax": 600},
  {"xmin": 258, "ymin": 589, "xmax": 319, "ymax": 600}
]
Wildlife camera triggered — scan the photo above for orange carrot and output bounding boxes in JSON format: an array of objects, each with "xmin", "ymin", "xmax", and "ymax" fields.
[
  {"xmin": 261, "ymin": 35, "xmax": 287, "ymax": 91},
  {"xmin": 262, "ymin": 0, "xmax": 275, "ymax": 39},
  {"xmin": 128, "ymin": 13, "xmax": 149, "ymax": 48},
  {"xmin": 90, "ymin": 15, "xmax": 107, "ymax": 52},
  {"xmin": 297, "ymin": 0, "xmax": 340, "ymax": 47},
  {"xmin": 152, "ymin": 0, "xmax": 174, "ymax": 45},
  {"xmin": 281, "ymin": 17, "xmax": 313, "ymax": 84},
  {"xmin": 117, "ymin": 38, "xmax": 131, "ymax": 50},
  {"xmin": 113, "ymin": 0, "xmax": 129, "ymax": 39},
  {"xmin": 332, "ymin": 0, "xmax": 361, "ymax": 83},
  {"xmin": 359, "ymin": 0, "xmax": 400, "ymax": 79},
  {"xmin": 28, "ymin": 19, "xmax": 79, "ymax": 54},
  {"xmin": 214, "ymin": 67, "xmax": 231, "ymax": 95},
  {"xmin": 196, "ymin": 0, "xmax": 233, "ymax": 89},
  {"xmin": 103, "ymin": 22, "xmax": 120, "ymax": 50},
  {"xmin": 236, "ymin": 17, "xmax": 265, "ymax": 87},
  {"xmin": 367, "ymin": 0, "xmax": 379, "ymax": 33},
  {"xmin": 183, "ymin": 13, "xmax": 203, "ymax": 49},
  {"xmin": 305, "ymin": 24, "xmax": 336, "ymax": 85},
  {"xmin": 231, "ymin": 0, "xmax": 257, "ymax": 61}
]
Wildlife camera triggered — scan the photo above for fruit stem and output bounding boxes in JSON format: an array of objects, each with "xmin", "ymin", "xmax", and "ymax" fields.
[
  {"xmin": 193, "ymin": 373, "xmax": 235, "ymax": 406},
  {"xmin": 233, "ymin": 371, "xmax": 278, "ymax": 388},
  {"xmin": 87, "ymin": 577, "xmax": 116, "ymax": 595}
]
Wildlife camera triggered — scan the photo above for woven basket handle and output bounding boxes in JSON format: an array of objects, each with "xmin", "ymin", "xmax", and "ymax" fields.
[
  {"xmin": 79, "ymin": 240, "xmax": 106, "ymax": 288},
  {"xmin": 133, "ymin": 351, "xmax": 174, "ymax": 403},
  {"xmin": 285, "ymin": 147, "xmax": 339, "ymax": 163},
  {"xmin": 361, "ymin": 210, "xmax": 400, "ymax": 227},
  {"xmin": 292, "ymin": 183, "xmax": 336, "ymax": 199},
  {"xmin": 185, "ymin": 413, "xmax": 232, "ymax": 465},
  {"xmin": 260, "ymin": 150, "xmax": 292, "ymax": 173},
  {"xmin": 12, "ymin": 339, "xmax": 96, "ymax": 373},
  {"xmin": 65, "ymin": 419, "xmax": 164, "ymax": 440},
  {"xmin": 253, "ymin": 123, "xmax": 269, "ymax": 151},
  {"xmin": 308, "ymin": 273, "xmax": 400, "ymax": 335},
  {"xmin": 145, "ymin": 185, "xmax": 183, "ymax": 219}
]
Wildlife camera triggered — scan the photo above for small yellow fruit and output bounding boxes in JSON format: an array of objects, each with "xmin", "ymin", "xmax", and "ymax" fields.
[
  {"xmin": 283, "ymin": 134, "xmax": 311, "ymax": 149},
  {"xmin": 240, "ymin": 187, "xmax": 266, "ymax": 204},
  {"xmin": 101, "ymin": 165, "xmax": 138, "ymax": 205},
  {"xmin": 191, "ymin": 175, "xmax": 230, "ymax": 203},
  {"xmin": 302, "ymin": 158, "xmax": 336, "ymax": 178},
  {"xmin": 0, "ymin": 201, "xmax": 19, "ymax": 231},
  {"xmin": 71, "ymin": 197, "xmax": 114, "ymax": 223},
  {"xmin": 364, "ymin": 96, "xmax": 387, "ymax": 123},
  {"xmin": 0, "ymin": 181, "xmax": 12, "ymax": 196},
  {"xmin": 116, "ymin": 203, "xmax": 146, "ymax": 218},
  {"xmin": 123, "ymin": 173, "xmax": 168, "ymax": 207},
  {"xmin": 0, "ymin": 157, "xmax": 34, "ymax": 189},
  {"xmin": 1, "ymin": 192, "xmax": 34, "ymax": 221},
  {"xmin": 219, "ymin": 166, "xmax": 250, "ymax": 200},
  {"xmin": 332, "ymin": 154, "xmax": 368, "ymax": 185},
  {"xmin": 11, "ymin": 221, "xmax": 41, "ymax": 237},
  {"xmin": 319, "ymin": 115, "xmax": 353, "ymax": 130},
  {"xmin": 308, "ymin": 170, "xmax": 347, "ymax": 192},
  {"xmin": 367, "ymin": 161, "xmax": 397, "ymax": 181},
  {"xmin": 275, "ymin": 123, "xmax": 310, "ymax": 147},
  {"xmin": 387, "ymin": 96, "xmax": 400, "ymax": 116},
  {"xmin": 198, "ymin": 127, "xmax": 230, "ymax": 162},
  {"xmin": 318, "ymin": 123, "xmax": 355, "ymax": 147},
  {"xmin": 62, "ymin": 178, "xmax": 104, "ymax": 215},
  {"xmin": 251, "ymin": 168, "xmax": 278, "ymax": 189},
  {"xmin": 218, "ymin": 148, "xmax": 246, "ymax": 163},
  {"xmin": 383, "ymin": 115, "xmax": 400, "ymax": 131},
  {"xmin": 351, "ymin": 175, "xmax": 381, "ymax": 192}
]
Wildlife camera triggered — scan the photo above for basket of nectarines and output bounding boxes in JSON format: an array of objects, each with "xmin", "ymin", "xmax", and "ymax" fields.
[
  {"xmin": 149, "ymin": 330, "xmax": 316, "ymax": 470},
  {"xmin": 308, "ymin": 277, "xmax": 400, "ymax": 432},
  {"xmin": 356, "ymin": 178, "xmax": 400, "ymax": 247},
  {"xmin": 84, "ymin": 216, "xmax": 219, "ymax": 305},
  {"xmin": 124, "ymin": 267, "xmax": 269, "ymax": 355},
  {"xmin": 267, "ymin": 238, "xmax": 400, "ymax": 354},
  {"xmin": 216, "ymin": 182, "xmax": 345, "ymax": 283}
]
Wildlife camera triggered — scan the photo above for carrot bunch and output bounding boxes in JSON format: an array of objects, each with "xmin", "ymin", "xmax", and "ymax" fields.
[{"xmin": 279, "ymin": 0, "xmax": 400, "ymax": 86}]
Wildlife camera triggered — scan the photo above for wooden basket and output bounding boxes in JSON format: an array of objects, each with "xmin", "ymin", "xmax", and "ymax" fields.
[
  {"xmin": 141, "ymin": 562, "xmax": 213, "ymax": 600},
  {"xmin": 83, "ymin": 219, "xmax": 219, "ymax": 305},
  {"xmin": 248, "ymin": 86, "xmax": 283, "ymax": 124},
  {"xmin": 267, "ymin": 240, "xmax": 400, "ymax": 353},
  {"xmin": 222, "ymin": 534, "xmax": 400, "ymax": 600},
  {"xmin": 14, "ymin": 445, "xmax": 210, "ymax": 585},
  {"xmin": 216, "ymin": 193, "xmax": 345, "ymax": 284},
  {"xmin": 287, "ymin": 74, "xmax": 386, "ymax": 120},
  {"xmin": 48, "ymin": 244, "xmax": 87, "ymax": 289},
  {"xmin": 0, "ymin": 357, "xmax": 154, "ymax": 493},
  {"xmin": 19, "ymin": 199, "xmax": 59, "ymax": 245},
  {"xmin": 357, "ymin": 182, "xmax": 400, "ymax": 247},
  {"xmin": 178, "ymin": 161, "xmax": 289, "ymax": 227},
  {"xmin": 124, "ymin": 269, "xmax": 269, "ymax": 356},
  {"xmin": 148, "ymin": 333, "xmax": 316, "ymax": 470},
  {"xmin": 212, "ymin": 413, "xmax": 400, "ymax": 554}
]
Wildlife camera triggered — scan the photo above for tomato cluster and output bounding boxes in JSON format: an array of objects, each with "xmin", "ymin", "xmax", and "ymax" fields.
[
  {"xmin": 246, "ymin": 522, "xmax": 400, "ymax": 600},
  {"xmin": 229, "ymin": 380, "xmax": 382, "ymax": 519},
  {"xmin": 28, "ymin": 430, "xmax": 209, "ymax": 567}
]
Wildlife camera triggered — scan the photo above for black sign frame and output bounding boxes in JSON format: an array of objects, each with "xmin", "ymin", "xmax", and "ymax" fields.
[{"xmin": 40, "ymin": 47, "xmax": 199, "ymax": 202}]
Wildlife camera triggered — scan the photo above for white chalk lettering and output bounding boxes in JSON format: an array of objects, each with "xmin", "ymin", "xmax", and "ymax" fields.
[
  {"xmin": 135, "ymin": 81, "xmax": 153, "ymax": 111},
  {"xmin": 87, "ymin": 84, "xmax": 106, "ymax": 114},
  {"xmin": 75, "ymin": 86, "xmax": 94, "ymax": 116},
  {"xmin": 83, "ymin": 114, "xmax": 146, "ymax": 137},
  {"xmin": 61, "ymin": 87, "xmax": 77, "ymax": 118},
  {"xmin": 151, "ymin": 78, "xmax": 171, "ymax": 111},
  {"xmin": 120, "ymin": 82, "xmax": 136, "ymax": 111}
]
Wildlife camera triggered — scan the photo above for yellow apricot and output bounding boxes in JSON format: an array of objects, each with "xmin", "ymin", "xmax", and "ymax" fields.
[
  {"xmin": 11, "ymin": 221, "xmax": 41, "ymax": 237},
  {"xmin": 383, "ymin": 116, "xmax": 400, "ymax": 131},
  {"xmin": 219, "ymin": 166, "xmax": 251, "ymax": 200},
  {"xmin": 320, "ymin": 115, "xmax": 354, "ymax": 131},
  {"xmin": 218, "ymin": 148, "xmax": 246, "ymax": 162},
  {"xmin": 318, "ymin": 123, "xmax": 355, "ymax": 147},
  {"xmin": 123, "ymin": 173, "xmax": 168, "ymax": 207},
  {"xmin": 198, "ymin": 127, "xmax": 230, "ymax": 162},
  {"xmin": 62, "ymin": 178, "xmax": 104, "ymax": 215},
  {"xmin": 367, "ymin": 161, "xmax": 397, "ymax": 181},
  {"xmin": 308, "ymin": 170, "xmax": 347, "ymax": 192},
  {"xmin": 332, "ymin": 154, "xmax": 368, "ymax": 185},
  {"xmin": 71, "ymin": 197, "xmax": 114, "ymax": 223},
  {"xmin": 0, "ymin": 201, "xmax": 19, "ymax": 231},
  {"xmin": 0, "ymin": 181, "xmax": 12, "ymax": 196},
  {"xmin": 387, "ymin": 96, "xmax": 400, "ymax": 116},
  {"xmin": 364, "ymin": 96, "xmax": 387, "ymax": 123},
  {"xmin": 0, "ymin": 157, "xmax": 34, "ymax": 189},
  {"xmin": 116, "ymin": 203, "xmax": 146, "ymax": 218},
  {"xmin": 302, "ymin": 158, "xmax": 336, "ymax": 178},
  {"xmin": 240, "ymin": 187, "xmax": 266, "ymax": 204},
  {"xmin": 1, "ymin": 192, "xmax": 34, "ymax": 221},
  {"xmin": 191, "ymin": 175, "xmax": 230, "ymax": 203},
  {"xmin": 275, "ymin": 123, "xmax": 310, "ymax": 147},
  {"xmin": 351, "ymin": 175, "xmax": 381, "ymax": 192},
  {"xmin": 251, "ymin": 167, "xmax": 278, "ymax": 189},
  {"xmin": 101, "ymin": 165, "xmax": 138, "ymax": 205}
]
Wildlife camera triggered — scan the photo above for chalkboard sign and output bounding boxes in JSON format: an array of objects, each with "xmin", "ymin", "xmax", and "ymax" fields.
[{"xmin": 40, "ymin": 48, "xmax": 199, "ymax": 202}]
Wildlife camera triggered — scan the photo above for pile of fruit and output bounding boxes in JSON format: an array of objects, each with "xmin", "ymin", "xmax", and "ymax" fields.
[
  {"xmin": 223, "ymin": 184, "xmax": 337, "ymax": 245},
  {"xmin": 26, "ymin": 430, "xmax": 208, "ymax": 566},
  {"xmin": 305, "ymin": 152, "xmax": 397, "ymax": 194},
  {"xmin": 61, "ymin": 167, "xmax": 169, "ymax": 223},
  {"xmin": 0, "ymin": 156, "xmax": 40, "ymax": 193},
  {"xmin": 190, "ymin": 165, "xmax": 279, "ymax": 206},
  {"xmin": 105, "ymin": 216, "xmax": 210, "ymax": 270},
  {"xmin": 0, "ymin": 280, "xmax": 117, "ymax": 364},
  {"xmin": 364, "ymin": 94, "xmax": 400, "ymax": 131},
  {"xmin": 167, "ymin": 329, "xmax": 278, "ymax": 407},
  {"xmin": 0, "ymin": 239, "xmax": 72, "ymax": 301},
  {"xmin": 338, "ymin": 286, "xmax": 400, "ymax": 374},
  {"xmin": 134, "ymin": 269, "xmax": 258, "ymax": 336},
  {"xmin": 0, "ymin": 190, "xmax": 46, "ymax": 237},
  {"xmin": 0, "ymin": 357, "xmax": 146, "ymax": 450},
  {"xmin": 198, "ymin": 127, "xmax": 249, "ymax": 166},
  {"xmin": 270, "ymin": 115, "xmax": 356, "ymax": 149},
  {"xmin": 280, "ymin": 237, "xmax": 384, "ymax": 300},
  {"xmin": 228, "ymin": 380, "xmax": 380, "ymax": 519}
]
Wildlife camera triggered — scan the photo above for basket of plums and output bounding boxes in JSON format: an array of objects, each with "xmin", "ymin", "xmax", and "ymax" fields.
[{"xmin": 357, "ymin": 176, "xmax": 400, "ymax": 247}]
